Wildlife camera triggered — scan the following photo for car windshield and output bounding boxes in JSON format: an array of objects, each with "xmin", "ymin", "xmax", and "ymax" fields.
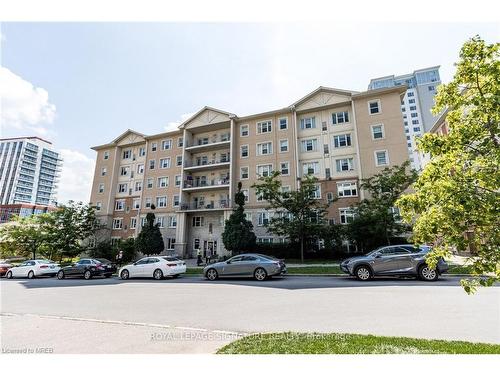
[
  {"xmin": 258, "ymin": 254, "xmax": 279, "ymax": 261},
  {"xmin": 96, "ymin": 258, "xmax": 110, "ymax": 264},
  {"xmin": 162, "ymin": 257, "xmax": 180, "ymax": 262},
  {"xmin": 365, "ymin": 248, "xmax": 383, "ymax": 257},
  {"xmin": 36, "ymin": 260, "xmax": 52, "ymax": 264}
]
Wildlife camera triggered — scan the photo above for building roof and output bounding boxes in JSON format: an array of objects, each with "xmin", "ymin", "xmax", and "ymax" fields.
[{"xmin": 0, "ymin": 136, "xmax": 53, "ymax": 145}]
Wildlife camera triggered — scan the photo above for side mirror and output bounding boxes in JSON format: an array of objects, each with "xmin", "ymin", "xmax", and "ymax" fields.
[{"xmin": 226, "ymin": 260, "xmax": 231, "ymax": 264}]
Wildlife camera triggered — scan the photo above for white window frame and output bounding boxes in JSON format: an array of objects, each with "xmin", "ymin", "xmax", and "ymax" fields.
[
  {"xmin": 301, "ymin": 138, "xmax": 318, "ymax": 152},
  {"xmin": 145, "ymin": 198, "xmax": 152, "ymax": 208},
  {"xmin": 175, "ymin": 175, "xmax": 181, "ymax": 187},
  {"xmin": 302, "ymin": 161, "xmax": 320, "ymax": 175},
  {"xmin": 192, "ymin": 216, "xmax": 204, "ymax": 227},
  {"xmin": 101, "ymin": 167, "xmax": 107, "ymax": 176},
  {"xmin": 279, "ymin": 139, "xmax": 289, "ymax": 153},
  {"xmin": 339, "ymin": 208, "xmax": 355, "ymax": 224},
  {"xmin": 151, "ymin": 142, "xmax": 157, "ymax": 152},
  {"xmin": 157, "ymin": 176, "xmax": 169, "ymax": 188},
  {"xmin": 103, "ymin": 151, "xmax": 109, "ymax": 160},
  {"xmin": 240, "ymin": 124, "xmax": 249, "ymax": 137},
  {"xmin": 257, "ymin": 142, "xmax": 273, "ymax": 156},
  {"xmin": 368, "ymin": 99, "xmax": 381, "ymax": 115},
  {"xmin": 98, "ymin": 183, "xmax": 105, "ymax": 193},
  {"xmin": 117, "ymin": 183, "xmax": 128, "ymax": 193},
  {"xmin": 256, "ymin": 164, "xmax": 273, "ymax": 177},
  {"xmin": 161, "ymin": 139, "xmax": 172, "ymax": 150},
  {"xmin": 333, "ymin": 134, "xmax": 352, "ymax": 148},
  {"xmin": 133, "ymin": 198, "xmax": 141, "ymax": 209},
  {"xmin": 115, "ymin": 199, "xmax": 125, "ymax": 211},
  {"xmin": 240, "ymin": 144, "xmax": 249, "ymax": 158},
  {"xmin": 371, "ymin": 124, "xmax": 385, "ymax": 140},
  {"xmin": 337, "ymin": 182, "xmax": 358, "ymax": 197},
  {"xmin": 156, "ymin": 196, "xmax": 167, "ymax": 208},
  {"xmin": 256, "ymin": 120, "xmax": 272, "ymax": 134},
  {"xmin": 257, "ymin": 212, "xmax": 270, "ymax": 226},
  {"xmin": 112, "ymin": 218, "xmax": 123, "ymax": 230},
  {"xmin": 279, "ymin": 117, "xmax": 288, "ymax": 130},
  {"xmin": 240, "ymin": 166, "xmax": 249, "ymax": 180},
  {"xmin": 137, "ymin": 164, "xmax": 144, "ymax": 174},
  {"xmin": 280, "ymin": 162, "xmax": 290, "ymax": 176},
  {"xmin": 177, "ymin": 137, "xmax": 184, "ymax": 148},
  {"xmin": 130, "ymin": 217, "xmax": 137, "ymax": 229},
  {"xmin": 176, "ymin": 155, "xmax": 183, "ymax": 166},
  {"xmin": 173, "ymin": 195, "xmax": 180, "ymax": 207},
  {"xmin": 374, "ymin": 150, "xmax": 389, "ymax": 167},
  {"xmin": 159, "ymin": 157, "xmax": 171, "ymax": 169},
  {"xmin": 335, "ymin": 158, "xmax": 355, "ymax": 172}
]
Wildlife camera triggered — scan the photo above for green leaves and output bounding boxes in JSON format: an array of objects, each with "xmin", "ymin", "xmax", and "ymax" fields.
[{"xmin": 135, "ymin": 210, "xmax": 164, "ymax": 256}]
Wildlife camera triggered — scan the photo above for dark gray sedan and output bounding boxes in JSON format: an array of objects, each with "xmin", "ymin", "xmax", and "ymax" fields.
[
  {"xmin": 340, "ymin": 245, "xmax": 449, "ymax": 281},
  {"xmin": 203, "ymin": 254, "xmax": 287, "ymax": 281}
]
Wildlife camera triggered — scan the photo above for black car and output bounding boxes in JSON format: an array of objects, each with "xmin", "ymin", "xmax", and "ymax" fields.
[
  {"xmin": 95, "ymin": 258, "xmax": 117, "ymax": 276},
  {"xmin": 57, "ymin": 258, "xmax": 112, "ymax": 280}
]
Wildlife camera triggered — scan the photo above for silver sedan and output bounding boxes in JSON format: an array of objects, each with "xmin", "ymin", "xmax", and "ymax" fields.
[{"xmin": 203, "ymin": 253, "xmax": 287, "ymax": 281}]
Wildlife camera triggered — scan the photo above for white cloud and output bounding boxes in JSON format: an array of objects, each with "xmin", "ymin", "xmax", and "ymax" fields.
[
  {"xmin": 164, "ymin": 112, "xmax": 195, "ymax": 132},
  {"xmin": 56, "ymin": 149, "xmax": 95, "ymax": 205},
  {"xmin": 0, "ymin": 66, "xmax": 56, "ymax": 135}
]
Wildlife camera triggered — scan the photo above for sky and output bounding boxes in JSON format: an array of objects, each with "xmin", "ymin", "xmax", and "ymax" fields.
[{"xmin": 1, "ymin": 22, "xmax": 499, "ymax": 204}]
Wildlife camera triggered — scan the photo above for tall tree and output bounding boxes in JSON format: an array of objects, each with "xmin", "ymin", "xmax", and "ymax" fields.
[
  {"xmin": 252, "ymin": 172, "xmax": 329, "ymax": 262},
  {"xmin": 396, "ymin": 36, "xmax": 500, "ymax": 293},
  {"xmin": 346, "ymin": 162, "xmax": 418, "ymax": 252},
  {"xmin": 222, "ymin": 182, "xmax": 256, "ymax": 254},
  {"xmin": 135, "ymin": 205, "xmax": 165, "ymax": 256}
]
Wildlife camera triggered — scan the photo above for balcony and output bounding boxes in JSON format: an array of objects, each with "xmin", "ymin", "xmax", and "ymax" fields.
[
  {"xmin": 182, "ymin": 178, "xmax": 230, "ymax": 192},
  {"xmin": 185, "ymin": 139, "xmax": 230, "ymax": 153},
  {"xmin": 183, "ymin": 158, "xmax": 230, "ymax": 172},
  {"xmin": 178, "ymin": 199, "xmax": 232, "ymax": 212}
]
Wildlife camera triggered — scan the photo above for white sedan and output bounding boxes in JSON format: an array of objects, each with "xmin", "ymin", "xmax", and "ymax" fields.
[
  {"xmin": 119, "ymin": 256, "xmax": 186, "ymax": 280},
  {"xmin": 6, "ymin": 259, "xmax": 61, "ymax": 279}
]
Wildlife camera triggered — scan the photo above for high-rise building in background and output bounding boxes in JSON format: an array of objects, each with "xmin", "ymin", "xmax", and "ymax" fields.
[
  {"xmin": 0, "ymin": 136, "xmax": 63, "ymax": 223},
  {"xmin": 90, "ymin": 85, "xmax": 409, "ymax": 256},
  {"xmin": 368, "ymin": 66, "xmax": 441, "ymax": 170}
]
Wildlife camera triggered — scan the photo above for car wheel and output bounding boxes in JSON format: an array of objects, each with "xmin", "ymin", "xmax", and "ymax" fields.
[
  {"xmin": 354, "ymin": 265, "xmax": 372, "ymax": 281},
  {"xmin": 57, "ymin": 270, "xmax": 65, "ymax": 280},
  {"xmin": 205, "ymin": 268, "xmax": 218, "ymax": 281},
  {"xmin": 153, "ymin": 269, "xmax": 163, "ymax": 280},
  {"xmin": 28, "ymin": 271, "xmax": 35, "ymax": 279},
  {"xmin": 83, "ymin": 270, "xmax": 92, "ymax": 280},
  {"xmin": 120, "ymin": 269, "xmax": 129, "ymax": 280},
  {"xmin": 254, "ymin": 267, "xmax": 268, "ymax": 281},
  {"xmin": 419, "ymin": 264, "xmax": 438, "ymax": 281},
  {"xmin": 6, "ymin": 271, "xmax": 13, "ymax": 279}
]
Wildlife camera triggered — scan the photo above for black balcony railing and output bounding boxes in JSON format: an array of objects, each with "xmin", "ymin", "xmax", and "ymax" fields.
[{"xmin": 179, "ymin": 199, "xmax": 231, "ymax": 211}]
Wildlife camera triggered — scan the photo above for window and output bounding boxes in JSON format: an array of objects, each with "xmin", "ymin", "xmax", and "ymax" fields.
[
  {"xmin": 332, "ymin": 111, "xmax": 349, "ymax": 124},
  {"xmin": 123, "ymin": 150, "xmax": 131, "ymax": 159},
  {"xmin": 159, "ymin": 158, "xmax": 170, "ymax": 168},
  {"xmin": 103, "ymin": 151, "xmax": 109, "ymax": 160},
  {"xmin": 325, "ymin": 167, "xmax": 331, "ymax": 179},
  {"xmin": 141, "ymin": 217, "xmax": 147, "ymax": 227},
  {"xmin": 257, "ymin": 164, "xmax": 273, "ymax": 177},
  {"xmin": 133, "ymin": 198, "xmax": 141, "ymax": 209},
  {"xmin": 428, "ymin": 85, "xmax": 435, "ymax": 91},
  {"xmin": 326, "ymin": 192, "xmax": 335, "ymax": 203},
  {"xmin": 337, "ymin": 182, "xmax": 358, "ymax": 197},
  {"xmin": 157, "ymin": 177, "xmax": 169, "ymax": 188},
  {"xmin": 156, "ymin": 196, "xmax": 167, "ymax": 208},
  {"xmin": 244, "ymin": 212, "xmax": 251, "ymax": 221},
  {"xmin": 156, "ymin": 216, "xmax": 165, "ymax": 228},
  {"xmin": 240, "ymin": 145, "xmax": 249, "ymax": 158},
  {"xmin": 112, "ymin": 218, "xmax": 123, "ymax": 229},
  {"xmin": 117, "ymin": 183, "xmax": 127, "ymax": 193},
  {"xmin": 368, "ymin": 100, "xmax": 380, "ymax": 114},
  {"xmin": 333, "ymin": 134, "xmax": 352, "ymax": 148},
  {"xmin": 98, "ymin": 183, "xmax": 105, "ymax": 193},
  {"xmin": 145, "ymin": 198, "xmax": 152, "ymax": 209},
  {"xmin": 166, "ymin": 238, "xmax": 176, "ymax": 250},
  {"xmin": 139, "ymin": 147, "xmax": 146, "ymax": 157},
  {"xmin": 280, "ymin": 162, "xmax": 289, "ymax": 176},
  {"xmin": 168, "ymin": 215, "xmax": 177, "ymax": 228},
  {"xmin": 240, "ymin": 167, "xmax": 249, "ymax": 179},
  {"xmin": 409, "ymin": 106, "xmax": 417, "ymax": 111},
  {"xmin": 120, "ymin": 166, "xmax": 130, "ymax": 176},
  {"xmin": 335, "ymin": 158, "xmax": 355, "ymax": 172},
  {"xmin": 146, "ymin": 178, "xmax": 153, "ymax": 189},
  {"xmin": 240, "ymin": 124, "xmax": 249, "ymax": 137},
  {"xmin": 257, "ymin": 142, "xmax": 273, "ymax": 155},
  {"xmin": 149, "ymin": 159, "xmax": 155, "ymax": 169},
  {"xmin": 322, "ymin": 121, "xmax": 328, "ymax": 131},
  {"xmin": 413, "ymin": 127, "xmax": 421, "ymax": 132},
  {"xmin": 300, "ymin": 117, "xmax": 316, "ymax": 129},
  {"xmin": 161, "ymin": 139, "xmax": 172, "ymax": 150},
  {"xmin": 192, "ymin": 216, "xmax": 204, "ymax": 227},
  {"xmin": 176, "ymin": 155, "xmax": 182, "ymax": 166},
  {"xmin": 257, "ymin": 212, "xmax": 269, "ymax": 226},
  {"xmin": 151, "ymin": 142, "xmax": 157, "ymax": 152},
  {"xmin": 323, "ymin": 144, "xmax": 329, "ymax": 154},
  {"xmin": 130, "ymin": 217, "xmax": 137, "ymax": 229},
  {"xmin": 279, "ymin": 118, "xmax": 288, "ymax": 130},
  {"xmin": 371, "ymin": 124, "xmax": 384, "ymax": 140},
  {"xmin": 339, "ymin": 208, "xmax": 355, "ymax": 224},
  {"xmin": 412, "ymin": 119, "xmax": 419, "ymax": 125},
  {"xmin": 280, "ymin": 139, "xmax": 289, "ymax": 152},
  {"xmin": 115, "ymin": 199, "xmax": 125, "ymax": 211},
  {"xmin": 173, "ymin": 195, "xmax": 180, "ymax": 207},
  {"xmin": 101, "ymin": 167, "xmax": 107, "ymax": 176},
  {"xmin": 95, "ymin": 202, "xmax": 102, "ymax": 211},
  {"xmin": 311, "ymin": 184, "xmax": 321, "ymax": 199},
  {"xmin": 242, "ymin": 189, "xmax": 249, "ymax": 202},
  {"xmin": 301, "ymin": 138, "xmax": 318, "ymax": 152},
  {"xmin": 407, "ymin": 92, "xmax": 414, "ymax": 97},
  {"xmin": 175, "ymin": 175, "xmax": 181, "ymax": 187},
  {"xmin": 257, "ymin": 120, "xmax": 272, "ymax": 134},
  {"xmin": 375, "ymin": 150, "xmax": 389, "ymax": 166},
  {"xmin": 303, "ymin": 161, "xmax": 320, "ymax": 175},
  {"xmin": 137, "ymin": 164, "xmax": 144, "ymax": 174},
  {"xmin": 177, "ymin": 137, "xmax": 183, "ymax": 147},
  {"xmin": 257, "ymin": 237, "xmax": 273, "ymax": 244},
  {"xmin": 411, "ymin": 113, "xmax": 418, "ymax": 118}
]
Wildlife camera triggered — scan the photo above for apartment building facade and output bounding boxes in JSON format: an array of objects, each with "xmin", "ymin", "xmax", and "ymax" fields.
[
  {"xmin": 90, "ymin": 86, "xmax": 408, "ymax": 257},
  {"xmin": 0, "ymin": 136, "xmax": 62, "ymax": 223},
  {"xmin": 368, "ymin": 66, "xmax": 441, "ymax": 171}
]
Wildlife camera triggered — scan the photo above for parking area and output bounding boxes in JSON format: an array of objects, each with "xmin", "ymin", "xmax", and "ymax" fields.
[{"xmin": 1, "ymin": 275, "xmax": 499, "ymax": 353}]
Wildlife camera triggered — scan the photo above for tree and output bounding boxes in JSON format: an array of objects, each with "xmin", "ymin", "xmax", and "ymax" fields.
[
  {"xmin": 135, "ymin": 205, "xmax": 164, "ymax": 256},
  {"xmin": 47, "ymin": 201, "xmax": 101, "ymax": 260},
  {"xmin": 222, "ymin": 182, "xmax": 256, "ymax": 254},
  {"xmin": 346, "ymin": 162, "xmax": 418, "ymax": 252},
  {"xmin": 396, "ymin": 36, "xmax": 500, "ymax": 293},
  {"xmin": 0, "ymin": 214, "xmax": 52, "ymax": 259},
  {"xmin": 252, "ymin": 172, "xmax": 329, "ymax": 262}
]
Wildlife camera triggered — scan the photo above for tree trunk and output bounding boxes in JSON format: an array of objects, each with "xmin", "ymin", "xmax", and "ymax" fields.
[{"xmin": 300, "ymin": 235, "xmax": 304, "ymax": 263}]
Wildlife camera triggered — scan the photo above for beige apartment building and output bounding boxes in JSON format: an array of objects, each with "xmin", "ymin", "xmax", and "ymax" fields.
[{"xmin": 90, "ymin": 85, "xmax": 408, "ymax": 257}]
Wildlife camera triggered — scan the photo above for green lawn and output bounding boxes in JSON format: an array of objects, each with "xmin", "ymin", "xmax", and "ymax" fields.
[
  {"xmin": 217, "ymin": 332, "xmax": 500, "ymax": 354},
  {"xmin": 448, "ymin": 264, "xmax": 474, "ymax": 274}
]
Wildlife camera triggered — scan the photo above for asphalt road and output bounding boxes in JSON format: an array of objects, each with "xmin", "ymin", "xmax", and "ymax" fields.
[{"xmin": 1, "ymin": 275, "xmax": 499, "ymax": 353}]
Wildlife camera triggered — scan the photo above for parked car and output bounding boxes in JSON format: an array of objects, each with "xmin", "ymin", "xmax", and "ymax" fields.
[
  {"xmin": 119, "ymin": 256, "xmax": 186, "ymax": 280},
  {"xmin": 340, "ymin": 245, "xmax": 449, "ymax": 281},
  {"xmin": 94, "ymin": 258, "xmax": 117, "ymax": 276},
  {"xmin": 203, "ymin": 253, "xmax": 287, "ymax": 281},
  {"xmin": 6, "ymin": 259, "xmax": 60, "ymax": 279},
  {"xmin": 0, "ymin": 262, "xmax": 13, "ymax": 277},
  {"xmin": 57, "ymin": 258, "xmax": 111, "ymax": 280}
]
